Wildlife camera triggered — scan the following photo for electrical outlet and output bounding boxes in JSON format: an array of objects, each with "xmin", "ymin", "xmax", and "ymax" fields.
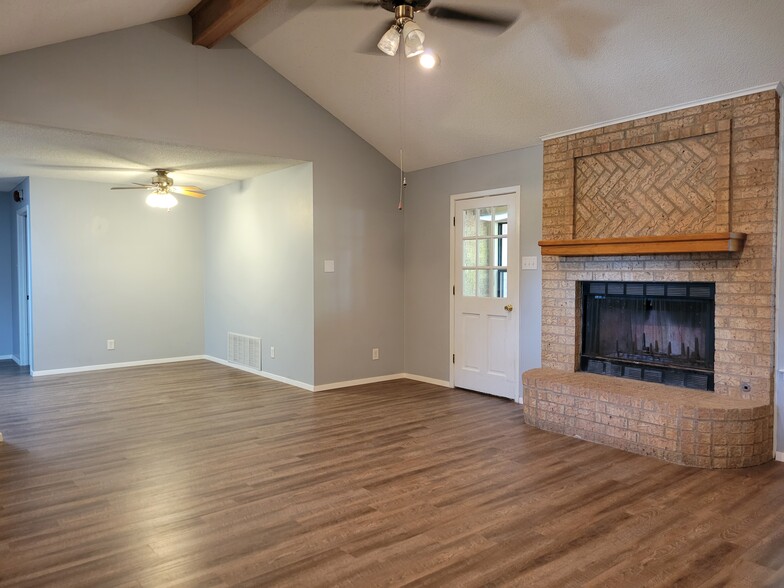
[
  {"xmin": 107, "ymin": 339, "xmax": 115, "ymax": 350},
  {"xmin": 372, "ymin": 348, "xmax": 380, "ymax": 360},
  {"xmin": 270, "ymin": 346, "xmax": 275, "ymax": 359}
]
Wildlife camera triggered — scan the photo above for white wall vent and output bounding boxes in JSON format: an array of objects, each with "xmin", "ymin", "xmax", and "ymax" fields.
[{"xmin": 227, "ymin": 332, "xmax": 262, "ymax": 371}]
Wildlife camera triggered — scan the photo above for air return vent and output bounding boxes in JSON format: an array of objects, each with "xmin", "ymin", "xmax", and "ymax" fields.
[{"xmin": 227, "ymin": 332, "xmax": 262, "ymax": 371}]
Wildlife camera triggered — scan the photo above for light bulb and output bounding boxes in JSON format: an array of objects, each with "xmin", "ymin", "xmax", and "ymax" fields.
[
  {"xmin": 419, "ymin": 51, "xmax": 439, "ymax": 69},
  {"xmin": 377, "ymin": 25, "xmax": 400, "ymax": 56},
  {"xmin": 402, "ymin": 21, "xmax": 425, "ymax": 58}
]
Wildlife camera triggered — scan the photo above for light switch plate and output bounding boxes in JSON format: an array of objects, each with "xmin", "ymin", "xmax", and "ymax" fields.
[
  {"xmin": 324, "ymin": 260, "xmax": 335, "ymax": 273},
  {"xmin": 521, "ymin": 256, "xmax": 538, "ymax": 270}
]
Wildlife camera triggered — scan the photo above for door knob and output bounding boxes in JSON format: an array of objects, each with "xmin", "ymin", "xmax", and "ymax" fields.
[{"xmin": 504, "ymin": 304, "xmax": 513, "ymax": 312}]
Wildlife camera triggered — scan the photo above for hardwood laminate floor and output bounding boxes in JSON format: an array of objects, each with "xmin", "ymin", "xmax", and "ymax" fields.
[{"xmin": 1, "ymin": 359, "xmax": 784, "ymax": 587}]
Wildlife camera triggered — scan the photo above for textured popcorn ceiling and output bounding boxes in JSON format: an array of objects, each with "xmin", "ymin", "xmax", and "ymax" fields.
[
  {"xmin": 0, "ymin": 1, "xmax": 783, "ymax": 170},
  {"xmin": 0, "ymin": 121, "xmax": 302, "ymax": 191}
]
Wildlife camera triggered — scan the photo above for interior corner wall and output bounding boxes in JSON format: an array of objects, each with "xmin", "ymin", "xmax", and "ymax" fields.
[
  {"xmin": 0, "ymin": 16, "xmax": 403, "ymax": 386},
  {"xmin": 204, "ymin": 163, "xmax": 315, "ymax": 385},
  {"xmin": 403, "ymin": 145, "xmax": 544, "ymax": 383},
  {"xmin": 0, "ymin": 191, "xmax": 13, "ymax": 356},
  {"xmin": 28, "ymin": 176, "xmax": 204, "ymax": 371}
]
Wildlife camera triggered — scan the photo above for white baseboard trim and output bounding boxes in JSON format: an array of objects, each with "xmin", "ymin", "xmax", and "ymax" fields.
[
  {"xmin": 0, "ymin": 354, "xmax": 12, "ymax": 360},
  {"xmin": 32, "ymin": 355, "xmax": 207, "ymax": 377},
  {"xmin": 402, "ymin": 373, "xmax": 452, "ymax": 388},
  {"xmin": 202, "ymin": 358, "xmax": 452, "ymax": 393},
  {"xmin": 776, "ymin": 451, "xmax": 784, "ymax": 463},
  {"xmin": 313, "ymin": 373, "xmax": 408, "ymax": 392},
  {"xmin": 205, "ymin": 356, "xmax": 316, "ymax": 391},
  {"xmin": 11, "ymin": 355, "xmax": 22, "ymax": 365}
]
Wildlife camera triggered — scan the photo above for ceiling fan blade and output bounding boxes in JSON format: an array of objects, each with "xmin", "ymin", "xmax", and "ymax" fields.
[
  {"xmin": 178, "ymin": 186, "xmax": 205, "ymax": 191},
  {"xmin": 171, "ymin": 186, "xmax": 206, "ymax": 198},
  {"xmin": 424, "ymin": 6, "xmax": 518, "ymax": 30},
  {"xmin": 358, "ymin": 19, "xmax": 397, "ymax": 55}
]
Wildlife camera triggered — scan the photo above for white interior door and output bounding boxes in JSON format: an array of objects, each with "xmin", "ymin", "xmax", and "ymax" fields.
[{"xmin": 453, "ymin": 190, "xmax": 519, "ymax": 399}]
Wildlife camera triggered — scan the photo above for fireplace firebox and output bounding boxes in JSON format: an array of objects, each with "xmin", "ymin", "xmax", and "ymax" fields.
[{"xmin": 580, "ymin": 282, "xmax": 715, "ymax": 391}]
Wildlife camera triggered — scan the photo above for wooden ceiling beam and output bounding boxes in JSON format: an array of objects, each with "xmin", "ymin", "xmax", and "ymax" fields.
[{"xmin": 190, "ymin": 0, "xmax": 273, "ymax": 48}]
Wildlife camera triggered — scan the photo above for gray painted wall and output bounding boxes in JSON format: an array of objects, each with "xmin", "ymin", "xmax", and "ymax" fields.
[
  {"xmin": 29, "ymin": 177, "xmax": 204, "ymax": 371},
  {"xmin": 9, "ymin": 177, "xmax": 29, "ymax": 363},
  {"xmin": 0, "ymin": 17, "xmax": 403, "ymax": 386},
  {"xmin": 0, "ymin": 192, "xmax": 12, "ymax": 356},
  {"xmin": 204, "ymin": 164, "xmax": 315, "ymax": 385},
  {"xmin": 404, "ymin": 145, "xmax": 544, "ymax": 384}
]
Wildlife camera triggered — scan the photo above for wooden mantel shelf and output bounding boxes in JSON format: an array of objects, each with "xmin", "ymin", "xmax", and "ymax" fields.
[{"xmin": 538, "ymin": 232, "xmax": 747, "ymax": 257}]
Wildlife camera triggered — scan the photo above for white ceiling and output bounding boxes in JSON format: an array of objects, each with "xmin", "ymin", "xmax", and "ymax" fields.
[
  {"xmin": 0, "ymin": 121, "xmax": 302, "ymax": 192},
  {"xmin": 0, "ymin": 1, "xmax": 783, "ymax": 171},
  {"xmin": 0, "ymin": 0, "xmax": 199, "ymax": 56},
  {"xmin": 234, "ymin": 0, "xmax": 784, "ymax": 170}
]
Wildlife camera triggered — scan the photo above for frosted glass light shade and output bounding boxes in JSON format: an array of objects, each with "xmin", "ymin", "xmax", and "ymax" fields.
[
  {"xmin": 402, "ymin": 21, "xmax": 425, "ymax": 57},
  {"xmin": 377, "ymin": 25, "xmax": 400, "ymax": 56},
  {"xmin": 146, "ymin": 191, "xmax": 179, "ymax": 209}
]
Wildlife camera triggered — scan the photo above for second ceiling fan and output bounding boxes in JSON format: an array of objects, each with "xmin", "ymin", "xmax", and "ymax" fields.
[{"xmin": 110, "ymin": 169, "xmax": 206, "ymax": 209}]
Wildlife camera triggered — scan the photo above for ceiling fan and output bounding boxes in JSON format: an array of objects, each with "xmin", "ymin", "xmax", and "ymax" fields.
[
  {"xmin": 110, "ymin": 169, "xmax": 205, "ymax": 209},
  {"xmin": 341, "ymin": 0, "xmax": 518, "ymax": 57}
]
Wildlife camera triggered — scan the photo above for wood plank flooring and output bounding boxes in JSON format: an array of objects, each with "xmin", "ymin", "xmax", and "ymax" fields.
[{"xmin": 1, "ymin": 359, "xmax": 784, "ymax": 587}]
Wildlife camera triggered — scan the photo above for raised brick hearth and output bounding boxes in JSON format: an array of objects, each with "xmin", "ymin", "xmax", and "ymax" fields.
[
  {"xmin": 523, "ymin": 369, "xmax": 772, "ymax": 468},
  {"xmin": 524, "ymin": 89, "xmax": 779, "ymax": 468}
]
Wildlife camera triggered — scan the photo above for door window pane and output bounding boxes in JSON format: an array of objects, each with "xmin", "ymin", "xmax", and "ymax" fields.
[
  {"xmin": 496, "ymin": 269, "xmax": 508, "ymax": 298},
  {"xmin": 477, "ymin": 208, "xmax": 493, "ymax": 236},
  {"xmin": 462, "ymin": 240, "xmax": 476, "ymax": 266},
  {"xmin": 463, "ymin": 209, "xmax": 477, "ymax": 237},
  {"xmin": 463, "ymin": 270, "xmax": 476, "ymax": 296},
  {"xmin": 477, "ymin": 239, "xmax": 491, "ymax": 267},
  {"xmin": 477, "ymin": 269, "xmax": 492, "ymax": 297}
]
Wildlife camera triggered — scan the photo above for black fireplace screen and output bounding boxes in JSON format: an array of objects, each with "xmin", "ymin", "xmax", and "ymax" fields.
[{"xmin": 581, "ymin": 282, "xmax": 715, "ymax": 391}]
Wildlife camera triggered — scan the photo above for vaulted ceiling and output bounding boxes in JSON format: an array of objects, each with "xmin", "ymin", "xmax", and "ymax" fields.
[{"xmin": 1, "ymin": 0, "xmax": 783, "ymax": 171}]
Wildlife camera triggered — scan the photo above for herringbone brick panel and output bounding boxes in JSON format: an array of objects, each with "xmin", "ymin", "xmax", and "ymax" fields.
[{"xmin": 574, "ymin": 135, "xmax": 718, "ymax": 238}]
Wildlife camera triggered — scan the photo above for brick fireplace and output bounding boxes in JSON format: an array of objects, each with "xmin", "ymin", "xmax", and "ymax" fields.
[{"xmin": 523, "ymin": 89, "xmax": 779, "ymax": 468}]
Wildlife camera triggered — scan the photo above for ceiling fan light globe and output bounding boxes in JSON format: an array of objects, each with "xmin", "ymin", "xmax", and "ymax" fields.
[
  {"xmin": 377, "ymin": 25, "xmax": 400, "ymax": 56},
  {"xmin": 402, "ymin": 21, "xmax": 425, "ymax": 57},
  {"xmin": 146, "ymin": 191, "xmax": 178, "ymax": 209}
]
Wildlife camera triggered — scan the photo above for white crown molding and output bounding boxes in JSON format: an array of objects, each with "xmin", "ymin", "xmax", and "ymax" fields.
[
  {"xmin": 540, "ymin": 82, "xmax": 784, "ymax": 142},
  {"xmin": 32, "ymin": 355, "xmax": 206, "ymax": 376}
]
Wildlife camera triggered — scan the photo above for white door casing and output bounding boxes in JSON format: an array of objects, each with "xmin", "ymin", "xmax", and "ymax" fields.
[
  {"xmin": 16, "ymin": 207, "xmax": 32, "ymax": 369},
  {"xmin": 451, "ymin": 188, "xmax": 520, "ymax": 399}
]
